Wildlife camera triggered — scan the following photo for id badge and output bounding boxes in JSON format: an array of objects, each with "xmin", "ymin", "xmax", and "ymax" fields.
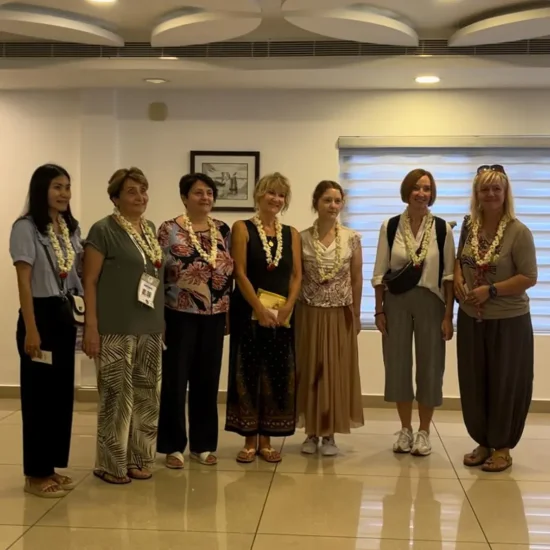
[{"xmin": 138, "ymin": 273, "xmax": 160, "ymax": 308}]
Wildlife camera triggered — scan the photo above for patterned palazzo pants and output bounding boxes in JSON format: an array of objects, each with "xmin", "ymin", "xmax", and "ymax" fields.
[{"xmin": 95, "ymin": 333, "xmax": 162, "ymax": 478}]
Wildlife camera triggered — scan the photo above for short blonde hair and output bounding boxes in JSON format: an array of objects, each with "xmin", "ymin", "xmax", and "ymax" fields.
[
  {"xmin": 470, "ymin": 170, "xmax": 516, "ymax": 223},
  {"xmin": 108, "ymin": 167, "xmax": 149, "ymax": 200},
  {"xmin": 254, "ymin": 172, "xmax": 291, "ymax": 213},
  {"xmin": 400, "ymin": 168, "xmax": 437, "ymax": 206}
]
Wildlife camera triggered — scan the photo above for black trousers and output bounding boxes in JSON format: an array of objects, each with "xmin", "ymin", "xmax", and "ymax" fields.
[
  {"xmin": 457, "ymin": 309, "xmax": 534, "ymax": 450},
  {"xmin": 157, "ymin": 309, "xmax": 226, "ymax": 455},
  {"xmin": 16, "ymin": 297, "xmax": 76, "ymax": 477}
]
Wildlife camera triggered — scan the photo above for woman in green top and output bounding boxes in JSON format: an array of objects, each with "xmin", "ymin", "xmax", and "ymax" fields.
[{"xmin": 83, "ymin": 167, "xmax": 165, "ymax": 484}]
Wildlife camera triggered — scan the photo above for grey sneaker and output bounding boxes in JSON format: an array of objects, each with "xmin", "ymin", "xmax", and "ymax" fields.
[
  {"xmin": 393, "ymin": 428, "xmax": 413, "ymax": 454},
  {"xmin": 301, "ymin": 436, "xmax": 319, "ymax": 454},
  {"xmin": 411, "ymin": 430, "xmax": 432, "ymax": 456},
  {"xmin": 320, "ymin": 436, "xmax": 338, "ymax": 457}
]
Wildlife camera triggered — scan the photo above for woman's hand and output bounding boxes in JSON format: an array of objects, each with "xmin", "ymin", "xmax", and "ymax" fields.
[
  {"xmin": 354, "ymin": 312, "xmax": 361, "ymax": 335},
  {"xmin": 83, "ymin": 325, "xmax": 101, "ymax": 359},
  {"xmin": 375, "ymin": 312, "xmax": 387, "ymax": 336},
  {"xmin": 454, "ymin": 276, "xmax": 468, "ymax": 303},
  {"xmin": 441, "ymin": 316, "xmax": 454, "ymax": 341},
  {"xmin": 466, "ymin": 285, "xmax": 490, "ymax": 306},
  {"xmin": 255, "ymin": 306, "xmax": 278, "ymax": 328},
  {"xmin": 276, "ymin": 304, "xmax": 293, "ymax": 327},
  {"xmin": 24, "ymin": 327, "xmax": 42, "ymax": 358}
]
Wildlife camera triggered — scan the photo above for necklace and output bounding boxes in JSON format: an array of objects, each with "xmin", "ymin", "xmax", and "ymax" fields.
[
  {"xmin": 47, "ymin": 216, "xmax": 75, "ymax": 279},
  {"xmin": 470, "ymin": 215, "xmax": 509, "ymax": 270},
  {"xmin": 113, "ymin": 209, "xmax": 163, "ymax": 269},
  {"xmin": 402, "ymin": 209, "xmax": 434, "ymax": 267},
  {"xmin": 181, "ymin": 215, "xmax": 218, "ymax": 268},
  {"xmin": 312, "ymin": 220, "xmax": 343, "ymax": 282},
  {"xmin": 252, "ymin": 214, "xmax": 283, "ymax": 271}
]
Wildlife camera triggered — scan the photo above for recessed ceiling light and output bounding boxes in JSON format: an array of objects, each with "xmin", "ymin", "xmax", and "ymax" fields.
[
  {"xmin": 415, "ymin": 75, "xmax": 440, "ymax": 84},
  {"xmin": 144, "ymin": 78, "xmax": 168, "ymax": 84},
  {"xmin": 87, "ymin": 0, "xmax": 116, "ymax": 3},
  {"xmin": 159, "ymin": 56, "xmax": 178, "ymax": 60}
]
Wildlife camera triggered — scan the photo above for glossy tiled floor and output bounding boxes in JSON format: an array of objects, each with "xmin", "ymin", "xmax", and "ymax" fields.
[{"xmin": 1, "ymin": 400, "xmax": 550, "ymax": 549}]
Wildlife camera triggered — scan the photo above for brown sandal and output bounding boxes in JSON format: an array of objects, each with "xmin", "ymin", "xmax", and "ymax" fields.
[
  {"xmin": 127, "ymin": 467, "xmax": 153, "ymax": 480},
  {"xmin": 482, "ymin": 451, "xmax": 513, "ymax": 473},
  {"xmin": 236, "ymin": 448, "xmax": 257, "ymax": 463},
  {"xmin": 463, "ymin": 446, "xmax": 492, "ymax": 467},
  {"xmin": 258, "ymin": 447, "xmax": 282, "ymax": 463}
]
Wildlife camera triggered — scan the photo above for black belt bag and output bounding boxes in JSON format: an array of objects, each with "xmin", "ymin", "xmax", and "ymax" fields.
[{"xmin": 382, "ymin": 260, "xmax": 424, "ymax": 295}]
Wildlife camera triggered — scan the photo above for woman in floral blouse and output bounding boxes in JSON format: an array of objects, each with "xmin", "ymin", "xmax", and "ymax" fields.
[
  {"xmin": 156, "ymin": 173, "xmax": 233, "ymax": 469},
  {"xmin": 295, "ymin": 180, "xmax": 364, "ymax": 456}
]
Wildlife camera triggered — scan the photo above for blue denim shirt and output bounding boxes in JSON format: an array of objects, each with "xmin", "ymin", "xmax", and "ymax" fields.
[{"xmin": 9, "ymin": 217, "xmax": 84, "ymax": 298}]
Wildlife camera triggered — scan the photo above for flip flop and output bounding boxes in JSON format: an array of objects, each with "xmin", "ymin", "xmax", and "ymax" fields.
[
  {"xmin": 463, "ymin": 446, "xmax": 492, "ymax": 467},
  {"xmin": 258, "ymin": 447, "xmax": 282, "ymax": 463},
  {"xmin": 51, "ymin": 474, "xmax": 76, "ymax": 491},
  {"xmin": 190, "ymin": 452, "xmax": 218, "ymax": 465},
  {"xmin": 236, "ymin": 447, "xmax": 257, "ymax": 463},
  {"xmin": 482, "ymin": 452, "xmax": 513, "ymax": 473},
  {"xmin": 24, "ymin": 479, "xmax": 67, "ymax": 498},
  {"xmin": 93, "ymin": 470, "xmax": 132, "ymax": 485},
  {"xmin": 127, "ymin": 468, "xmax": 153, "ymax": 480}
]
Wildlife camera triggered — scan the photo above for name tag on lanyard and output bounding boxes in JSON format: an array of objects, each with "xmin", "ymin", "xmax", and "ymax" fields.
[{"xmin": 127, "ymin": 232, "xmax": 160, "ymax": 309}]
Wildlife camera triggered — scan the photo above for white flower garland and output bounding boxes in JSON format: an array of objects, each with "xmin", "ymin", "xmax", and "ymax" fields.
[
  {"xmin": 181, "ymin": 214, "xmax": 218, "ymax": 268},
  {"xmin": 113, "ymin": 208, "xmax": 163, "ymax": 268},
  {"xmin": 47, "ymin": 216, "xmax": 75, "ymax": 279},
  {"xmin": 312, "ymin": 220, "xmax": 343, "ymax": 282},
  {"xmin": 403, "ymin": 210, "xmax": 434, "ymax": 267},
  {"xmin": 252, "ymin": 214, "xmax": 283, "ymax": 270},
  {"xmin": 470, "ymin": 216, "xmax": 509, "ymax": 268}
]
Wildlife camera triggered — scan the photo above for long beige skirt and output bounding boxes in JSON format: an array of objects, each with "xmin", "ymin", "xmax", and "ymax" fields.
[{"xmin": 295, "ymin": 302, "xmax": 364, "ymax": 436}]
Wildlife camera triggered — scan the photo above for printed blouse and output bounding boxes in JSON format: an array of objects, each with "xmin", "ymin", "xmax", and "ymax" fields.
[{"xmin": 158, "ymin": 217, "xmax": 234, "ymax": 315}]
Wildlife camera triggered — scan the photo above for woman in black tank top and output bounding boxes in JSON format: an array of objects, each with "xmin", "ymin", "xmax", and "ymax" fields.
[{"xmin": 225, "ymin": 173, "xmax": 302, "ymax": 464}]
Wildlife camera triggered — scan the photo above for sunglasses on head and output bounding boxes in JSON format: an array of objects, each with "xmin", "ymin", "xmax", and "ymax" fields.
[{"xmin": 477, "ymin": 164, "xmax": 506, "ymax": 175}]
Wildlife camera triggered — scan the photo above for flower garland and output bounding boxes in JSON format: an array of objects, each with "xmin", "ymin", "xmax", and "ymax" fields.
[
  {"xmin": 252, "ymin": 214, "xmax": 283, "ymax": 271},
  {"xmin": 312, "ymin": 220, "xmax": 343, "ymax": 282},
  {"xmin": 470, "ymin": 215, "xmax": 509, "ymax": 270},
  {"xmin": 113, "ymin": 208, "xmax": 163, "ymax": 268},
  {"xmin": 181, "ymin": 214, "xmax": 218, "ymax": 268},
  {"xmin": 402, "ymin": 210, "xmax": 434, "ymax": 267},
  {"xmin": 47, "ymin": 216, "xmax": 75, "ymax": 279}
]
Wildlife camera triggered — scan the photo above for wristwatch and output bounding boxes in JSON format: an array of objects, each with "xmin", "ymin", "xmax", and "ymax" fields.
[{"xmin": 489, "ymin": 284, "xmax": 498, "ymax": 299}]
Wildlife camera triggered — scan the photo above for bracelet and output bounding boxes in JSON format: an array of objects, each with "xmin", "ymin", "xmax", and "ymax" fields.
[{"xmin": 374, "ymin": 312, "xmax": 385, "ymax": 317}]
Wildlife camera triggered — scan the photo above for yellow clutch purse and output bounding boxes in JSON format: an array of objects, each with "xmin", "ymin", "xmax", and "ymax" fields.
[{"xmin": 251, "ymin": 288, "xmax": 292, "ymax": 328}]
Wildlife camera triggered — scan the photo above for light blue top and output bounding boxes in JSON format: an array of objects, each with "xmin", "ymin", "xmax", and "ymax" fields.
[{"xmin": 9, "ymin": 217, "xmax": 84, "ymax": 298}]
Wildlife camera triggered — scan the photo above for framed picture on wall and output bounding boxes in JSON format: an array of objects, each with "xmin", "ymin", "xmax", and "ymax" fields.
[{"xmin": 190, "ymin": 150, "xmax": 260, "ymax": 212}]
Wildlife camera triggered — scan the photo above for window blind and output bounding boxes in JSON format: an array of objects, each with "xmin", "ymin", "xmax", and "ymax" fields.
[{"xmin": 339, "ymin": 147, "xmax": 550, "ymax": 332}]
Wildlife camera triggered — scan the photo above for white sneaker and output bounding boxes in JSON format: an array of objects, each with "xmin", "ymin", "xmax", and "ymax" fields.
[
  {"xmin": 320, "ymin": 436, "xmax": 338, "ymax": 457},
  {"xmin": 301, "ymin": 436, "xmax": 319, "ymax": 454},
  {"xmin": 411, "ymin": 430, "xmax": 432, "ymax": 456},
  {"xmin": 393, "ymin": 428, "xmax": 413, "ymax": 454}
]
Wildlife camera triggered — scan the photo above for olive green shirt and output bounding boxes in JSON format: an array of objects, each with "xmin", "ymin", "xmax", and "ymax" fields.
[
  {"xmin": 86, "ymin": 216, "xmax": 165, "ymax": 335},
  {"xmin": 458, "ymin": 217, "xmax": 537, "ymax": 320}
]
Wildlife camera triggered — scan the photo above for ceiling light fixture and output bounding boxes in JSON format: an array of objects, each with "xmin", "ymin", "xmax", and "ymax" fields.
[
  {"xmin": 415, "ymin": 75, "xmax": 440, "ymax": 84},
  {"xmin": 159, "ymin": 56, "xmax": 178, "ymax": 60},
  {"xmin": 144, "ymin": 78, "xmax": 168, "ymax": 84},
  {"xmin": 87, "ymin": 0, "xmax": 116, "ymax": 3}
]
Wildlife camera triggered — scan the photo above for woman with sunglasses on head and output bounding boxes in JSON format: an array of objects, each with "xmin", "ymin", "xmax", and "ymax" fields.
[
  {"xmin": 372, "ymin": 169, "xmax": 455, "ymax": 457},
  {"xmin": 455, "ymin": 165, "xmax": 537, "ymax": 473},
  {"xmin": 295, "ymin": 180, "xmax": 364, "ymax": 456},
  {"xmin": 10, "ymin": 164, "xmax": 83, "ymax": 498}
]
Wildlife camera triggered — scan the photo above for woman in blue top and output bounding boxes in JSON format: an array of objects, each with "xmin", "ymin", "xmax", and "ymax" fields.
[{"xmin": 9, "ymin": 164, "xmax": 83, "ymax": 498}]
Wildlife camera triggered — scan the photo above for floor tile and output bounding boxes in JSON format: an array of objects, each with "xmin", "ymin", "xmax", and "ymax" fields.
[
  {"xmin": 0, "ymin": 526, "xmax": 27, "ymax": 549},
  {"xmin": 259, "ymin": 473, "xmax": 486, "ymax": 542},
  {"xmin": 491, "ymin": 546, "xmax": 550, "ymax": 550},
  {"xmin": 442, "ymin": 437, "xmax": 550, "ymax": 482},
  {"xmin": 0, "ymin": 411, "xmax": 97, "ymax": 436},
  {"xmin": 253, "ymin": 535, "xmax": 490, "ymax": 549},
  {"xmin": 278, "ymin": 432, "xmax": 456, "ymax": 479},
  {"xmin": 0, "ymin": 411, "xmax": 16, "ymax": 422},
  {"xmin": 39, "ymin": 469, "xmax": 272, "ymax": 533},
  {"xmin": 10, "ymin": 526, "xmax": 253, "ymax": 549},
  {"xmin": 462, "ymin": 479, "xmax": 550, "ymax": 545},
  {"xmin": 0, "ymin": 400, "xmax": 20, "ymax": 412}
]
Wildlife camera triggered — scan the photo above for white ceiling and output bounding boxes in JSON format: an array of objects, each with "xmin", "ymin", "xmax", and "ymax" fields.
[{"xmin": 0, "ymin": 0, "xmax": 550, "ymax": 90}]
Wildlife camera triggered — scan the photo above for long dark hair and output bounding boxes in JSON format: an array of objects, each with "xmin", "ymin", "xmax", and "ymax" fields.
[{"xmin": 23, "ymin": 164, "xmax": 79, "ymax": 234}]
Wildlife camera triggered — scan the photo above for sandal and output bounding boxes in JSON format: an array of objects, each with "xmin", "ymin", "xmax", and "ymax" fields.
[
  {"xmin": 258, "ymin": 447, "xmax": 282, "ymax": 463},
  {"xmin": 50, "ymin": 474, "xmax": 76, "ymax": 491},
  {"xmin": 463, "ymin": 446, "xmax": 492, "ymax": 467},
  {"xmin": 24, "ymin": 478, "xmax": 67, "ymax": 499},
  {"xmin": 190, "ymin": 451, "xmax": 218, "ymax": 466},
  {"xmin": 127, "ymin": 467, "xmax": 153, "ymax": 480},
  {"xmin": 482, "ymin": 451, "xmax": 513, "ymax": 473},
  {"xmin": 236, "ymin": 447, "xmax": 257, "ymax": 463},
  {"xmin": 166, "ymin": 452, "xmax": 184, "ymax": 470},
  {"xmin": 93, "ymin": 470, "xmax": 132, "ymax": 485}
]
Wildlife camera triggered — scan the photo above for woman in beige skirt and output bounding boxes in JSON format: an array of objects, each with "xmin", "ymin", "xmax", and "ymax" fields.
[{"xmin": 295, "ymin": 180, "xmax": 364, "ymax": 456}]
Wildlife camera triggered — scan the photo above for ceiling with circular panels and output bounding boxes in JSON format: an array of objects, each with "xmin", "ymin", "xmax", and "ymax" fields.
[{"xmin": 0, "ymin": 0, "xmax": 548, "ymax": 46}]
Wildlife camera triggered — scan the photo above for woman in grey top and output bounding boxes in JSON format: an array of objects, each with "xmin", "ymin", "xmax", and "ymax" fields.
[
  {"xmin": 9, "ymin": 164, "xmax": 83, "ymax": 498},
  {"xmin": 455, "ymin": 165, "xmax": 537, "ymax": 473},
  {"xmin": 83, "ymin": 167, "xmax": 164, "ymax": 484}
]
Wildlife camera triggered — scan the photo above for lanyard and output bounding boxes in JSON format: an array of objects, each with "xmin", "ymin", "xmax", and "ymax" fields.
[{"xmin": 126, "ymin": 227, "xmax": 158, "ymax": 277}]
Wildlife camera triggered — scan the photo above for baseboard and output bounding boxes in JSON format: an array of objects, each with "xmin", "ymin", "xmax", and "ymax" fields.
[{"xmin": 2, "ymin": 386, "xmax": 550, "ymax": 413}]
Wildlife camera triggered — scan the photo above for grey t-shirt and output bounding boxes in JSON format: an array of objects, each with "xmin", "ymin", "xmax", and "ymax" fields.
[
  {"xmin": 86, "ymin": 216, "xmax": 164, "ymax": 335},
  {"xmin": 458, "ymin": 217, "xmax": 537, "ymax": 319}
]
